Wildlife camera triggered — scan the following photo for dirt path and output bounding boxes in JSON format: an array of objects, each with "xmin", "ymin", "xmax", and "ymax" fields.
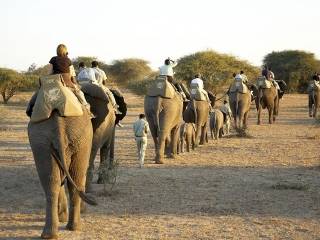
[{"xmin": 0, "ymin": 91, "xmax": 319, "ymax": 239}]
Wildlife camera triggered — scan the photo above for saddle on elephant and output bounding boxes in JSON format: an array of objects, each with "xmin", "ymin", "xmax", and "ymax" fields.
[
  {"xmin": 147, "ymin": 75, "xmax": 176, "ymax": 99},
  {"xmin": 190, "ymin": 82, "xmax": 208, "ymax": 101},
  {"xmin": 30, "ymin": 74, "xmax": 83, "ymax": 123},
  {"xmin": 307, "ymin": 79, "xmax": 320, "ymax": 93},
  {"xmin": 229, "ymin": 78, "xmax": 249, "ymax": 93},
  {"xmin": 256, "ymin": 76, "xmax": 272, "ymax": 89}
]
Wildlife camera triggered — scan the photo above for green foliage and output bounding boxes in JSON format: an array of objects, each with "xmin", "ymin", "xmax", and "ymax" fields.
[
  {"xmin": 29, "ymin": 64, "xmax": 51, "ymax": 76},
  {"xmin": 107, "ymin": 58, "xmax": 153, "ymax": 83},
  {"xmin": 126, "ymin": 75, "xmax": 157, "ymax": 95},
  {"xmin": 0, "ymin": 68, "xmax": 23, "ymax": 104},
  {"xmin": 263, "ymin": 50, "xmax": 320, "ymax": 92},
  {"xmin": 175, "ymin": 50, "xmax": 259, "ymax": 93}
]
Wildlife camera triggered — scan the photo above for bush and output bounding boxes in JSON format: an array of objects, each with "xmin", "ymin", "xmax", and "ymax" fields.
[
  {"xmin": 263, "ymin": 50, "xmax": 320, "ymax": 93},
  {"xmin": 175, "ymin": 50, "xmax": 259, "ymax": 93},
  {"xmin": 0, "ymin": 68, "xmax": 24, "ymax": 104},
  {"xmin": 107, "ymin": 58, "xmax": 153, "ymax": 84}
]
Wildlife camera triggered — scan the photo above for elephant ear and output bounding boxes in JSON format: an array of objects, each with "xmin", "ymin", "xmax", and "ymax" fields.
[{"xmin": 80, "ymin": 83, "xmax": 109, "ymax": 103}]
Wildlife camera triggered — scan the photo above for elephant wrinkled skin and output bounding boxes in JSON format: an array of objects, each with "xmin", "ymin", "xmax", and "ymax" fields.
[
  {"xmin": 144, "ymin": 93, "xmax": 183, "ymax": 164},
  {"xmin": 28, "ymin": 108, "xmax": 94, "ymax": 239}
]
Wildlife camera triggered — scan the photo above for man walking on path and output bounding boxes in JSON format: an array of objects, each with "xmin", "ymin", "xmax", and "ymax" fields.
[{"xmin": 133, "ymin": 114, "xmax": 150, "ymax": 168}]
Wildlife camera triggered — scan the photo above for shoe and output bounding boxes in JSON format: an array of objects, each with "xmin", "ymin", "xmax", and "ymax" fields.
[{"xmin": 117, "ymin": 122, "xmax": 124, "ymax": 127}]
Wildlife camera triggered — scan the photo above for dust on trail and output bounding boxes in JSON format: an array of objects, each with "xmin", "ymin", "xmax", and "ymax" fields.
[{"xmin": 0, "ymin": 91, "xmax": 320, "ymax": 240}]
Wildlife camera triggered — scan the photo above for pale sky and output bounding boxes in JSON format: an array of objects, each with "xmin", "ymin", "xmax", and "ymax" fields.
[{"xmin": 1, "ymin": 0, "xmax": 319, "ymax": 71}]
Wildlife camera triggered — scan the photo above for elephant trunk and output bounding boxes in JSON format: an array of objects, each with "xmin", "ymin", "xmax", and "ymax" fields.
[{"xmin": 52, "ymin": 119, "xmax": 97, "ymax": 206}]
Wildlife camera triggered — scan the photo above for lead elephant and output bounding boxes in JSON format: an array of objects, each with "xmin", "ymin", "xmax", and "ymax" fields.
[
  {"xmin": 144, "ymin": 93, "xmax": 183, "ymax": 164},
  {"xmin": 28, "ymin": 105, "xmax": 97, "ymax": 239}
]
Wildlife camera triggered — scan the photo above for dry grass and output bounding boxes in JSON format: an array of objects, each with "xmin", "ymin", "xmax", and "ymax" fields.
[{"xmin": 0, "ymin": 92, "xmax": 320, "ymax": 239}]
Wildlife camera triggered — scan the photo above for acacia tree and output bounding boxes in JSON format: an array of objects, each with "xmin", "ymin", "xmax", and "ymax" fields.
[
  {"xmin": 263, "ymin": 50, "xmax": 320, "ymax": 92},
  {"xmin": 0, "ymin": 68, "xmax": 23, "ymax": 104},
  {"xmin": 175, "ymin": 50, "xmax": 259, "ymax": 92},
  {"xmin": 107, "ymin": 58, "xmax": 152, "ymax": 83}
]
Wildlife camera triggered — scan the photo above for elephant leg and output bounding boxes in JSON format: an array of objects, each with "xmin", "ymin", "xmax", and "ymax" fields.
[
  {"xmin": 97, "ymin": 140, "xmax": 112, "ymax": 184},
  {"xmin": 156, "ymin": 131, "xmax": 167, "ymax": 164},
  {"xmin": 170, "ymin": 126, "xmax": 180, "ymax": 158},
  {"xmin": 34, "ymin": 149, "xmax": 60, "ymax": 239},
  {"xmin": 214, "ymin": 127, "xmax": 218, "ymax": 140},
  {"xmin": 243, "ymin": 111, "xmax": 249, "ymax": 129},
  {"xmin": 66, "ymin": 153, "xmax": 88, "ymax": 231},
  {"xmin": 180, "ymin": 137, "xmax": 185, "ymax": 153},
  {"xmin": 186, "ymin": 134, "xmax": 191, "ymax": 152},
  {"xmin": 257, "ymin": 103, "xmax": 262, "ymax": 125},
  {"xmin": 58, "ymin": 184, "xmax": 68, "ymax": 222},
  {"xmin": 268, "ymin": 104, "xmax": 274, "ymax": 124},
  {"xmin": 219, "ymin": 128, "xmax": 223, "ymax": 138},
  {"xmin": 273, "ymin": 97, "xmax": 279, "ymax": 122},
  {"xmin": 86, "ymin": 146, "xmax": 99, "ymax": 192},
  {"xmin": 191, "ymin": 133, "xmax": 195, "ymax": 150}
]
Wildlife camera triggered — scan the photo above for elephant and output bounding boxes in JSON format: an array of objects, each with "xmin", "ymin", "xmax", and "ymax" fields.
[
  {"xmin": 183, "ymin": 91, "xmax": 216, "ymax": 146},
  {"xmin": 228, "ymin": 89, "xmax": 251, "ymax": 129},
  {"xmin": 80, "ymin": 83, "xmax": 118, "ymax": 192},
  {"xmin": 178, "ymin": 122, "xmax": 196, "ymax": 153},
  {"xmin": 209, "ymin": 109, "xmax": 224, "ymax": 140},
  {"xmin": 253, "ymin": 84, "xmax": 279, "ymax": 124},
  {"xmin": 308, "ymin": 83, "xmax": 320, "ymax": 118},
  {"xmin": 28, "ymin": 105, "xmax": 97, "ymax": 239},
  {"xmin": 144, "ymin": 93, "xmax": 183, "ymax": 164}
]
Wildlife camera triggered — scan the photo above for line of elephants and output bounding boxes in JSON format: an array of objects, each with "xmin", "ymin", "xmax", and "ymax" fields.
[{"xmin": 27, "ymin": 79, "xmax": 319, "ymax": 239}]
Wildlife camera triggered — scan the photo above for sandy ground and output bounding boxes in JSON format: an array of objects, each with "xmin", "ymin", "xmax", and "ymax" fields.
[{"xmin": 0, "ymin": 90, "xmax": 320, "ymax": 240}]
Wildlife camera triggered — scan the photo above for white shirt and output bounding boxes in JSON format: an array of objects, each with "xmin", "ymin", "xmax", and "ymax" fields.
[
  {"xmin": 133, "ymin": 119, "xmax": 150, "ymax": 138},
  {"xmin": 77, "ymin": 67, "xmax": 97, "ymax": 83},
  {"xmin": 159, "ymin": 61, "xmax": 177, "ymax": 77},
  {"xmin": 190, "ymin": 78, "xmax": 204, "ymax": 90},
  {"xmin": 92, "ymin": 67, "xmax": 107, "ymax": 85},
  {"xmin": 269, "ymin": 71, "xmax": 275, "ymax": 79}
]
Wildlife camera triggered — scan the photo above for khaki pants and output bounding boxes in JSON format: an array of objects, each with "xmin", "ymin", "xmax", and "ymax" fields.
[{"xmin": 135, "ymin": 137, "xmax": 147, "ymax": 167}]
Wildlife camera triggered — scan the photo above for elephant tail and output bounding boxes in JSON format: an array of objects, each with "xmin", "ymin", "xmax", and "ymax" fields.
[
  {"xmin": 51, "ymin": 146, "xmax": 97, "ymax": 206},
  {"xmin": 192, "ymin": 99, "xmax": 198, "ymax": 124},
  {"xmin": 235, "ymin": 90, "xmax": 239, "ymax": 119},
  {"xmin": 155, "ymin": 97, "xmax": 162, "ymax": 135},
  {"xmin": 52, "ymin": 118, "xmax": 97, "ymax": 206}
]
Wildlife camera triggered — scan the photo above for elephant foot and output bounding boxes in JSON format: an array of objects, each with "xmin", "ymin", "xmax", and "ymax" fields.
[
  {"xmin": 41, "ymin": 228, "xmax": 58, "ymax": 239},
  {"xmin": 58, "ymin": 211, "xmax": 68, "ymax": 223},
  {"xmin": 257, "ymin": 121, "xmax": 261, "ymax": 125},
  {"xmin": 168, "ymin": 153, "xmax": 176, "ymax": 159},
  {"xmin": 155, "ymin": 159, "xmax": 164, "ymax": 164},
  {"xmin": 80, "ymin": 201, "xmax": 87, "ymax": 213},
  {"xmin": 66, "ymin": 221, "xmax": 81, "ymax": 231}
]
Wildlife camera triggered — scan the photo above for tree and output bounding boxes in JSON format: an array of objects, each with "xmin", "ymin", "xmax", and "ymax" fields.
[
  {"xmin": 263, "ymin": 50, "xmax": 320, "ymax": 92},
  {"xmin": 107, "ymin": 58, "xmax": 153, "ymax": 83},
  {"xmin": 0, "ymin": 68, "xmax": 23, "ymax": 104},
  {"xmin": 175, "ymin": 50, "xmax": 259, "ymax": 92}
]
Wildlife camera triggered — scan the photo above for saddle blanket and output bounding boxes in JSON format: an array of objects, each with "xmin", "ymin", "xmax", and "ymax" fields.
[
  {"xmin": 190, "ymin": 83, "xmax": 207, "ymax": 101},
  {"xmin": 229, "ymin": 81, "xmax": 249, "ymax": 93},
  {"xmin": 147, "ymin": 75, "xmax": 176, "ymax": 99},
  {"xmin": 31, "ymin": 74, "xmax": 83, "ymax": 122},
  {"xmin": 256, "ymin": 76, "xmax": 272, "ymax": 89}
]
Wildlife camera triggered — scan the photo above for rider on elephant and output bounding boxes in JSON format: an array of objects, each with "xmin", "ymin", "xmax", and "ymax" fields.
[
  {"xmin": 91, "ymin": 61, "xmax": 121, "ymax": 114},
  {"xmin": 159, "ymin": 58, "xmax": 188, "ymax": 101},
  {"xmin": 190, "ymin": 73, "xmax": 212, "ymax": 110}
]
